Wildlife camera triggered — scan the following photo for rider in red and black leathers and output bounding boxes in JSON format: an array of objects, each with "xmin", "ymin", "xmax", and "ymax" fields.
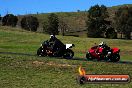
[{"xmin": 98, "ymin": 42, "xmax": 111, "ymax": 57}]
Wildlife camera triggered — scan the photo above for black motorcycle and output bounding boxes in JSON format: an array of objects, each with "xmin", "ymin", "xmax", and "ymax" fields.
[{"xmin": 37, "ymin": 40, "xmax": 75, "ymax": 59}]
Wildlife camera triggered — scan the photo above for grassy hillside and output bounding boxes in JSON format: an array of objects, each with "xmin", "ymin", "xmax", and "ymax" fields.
[
  {"xmin": 0, "ymin": 26, "xmax": 132, "ymax": 88},
  {"xmin": 17, "ymin": 11, "xmax": 88, "ymax": 34},
  {"xmin": 17, "ymin": 4, "xmax": 132, "ymax": 37}
]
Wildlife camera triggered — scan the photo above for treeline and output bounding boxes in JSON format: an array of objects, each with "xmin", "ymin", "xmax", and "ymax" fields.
[
  {"xmin": 0, "ymin": 13, "xmax": 60, "ymax": 35},
  {"xmin": 87, "ymin": 5, "xmax": 132, "ymax": 39},
  {"xmin": 0, "ymin": 4, "xmax": 132, "ymax": 39}
]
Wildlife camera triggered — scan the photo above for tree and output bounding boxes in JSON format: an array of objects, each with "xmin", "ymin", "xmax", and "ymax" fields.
[
  {"xmin": 59, "ymin": 18, "xmax": 69, "ymax": 36},
  {"xmin": 43, "ymin": 13, "xmax": 59, "ymax": 35},
  {"xmin": 86, "ymin": 5, "xmax": 110, "ymax": 38},
  {"xmin": 105, "ymin": 27, "xmax": 117, "ymax": 39},
  {"xmin": 2, "ymin": 14, "xmax": 18, "ymax": 27},
  {"xmin": 114, "ymin": 6, "xmax": 132, "ymax": 39},
  {"xmin": 43, "ymin": 20, "xmax": 49, "ymax": 33},
  {"xmin": 21, "ymin": 16, "xmax": 39, "ymax": 32},
  {"xmin": 0, "ymin": 15, "xmax": 1, "ymax": 25},
  {"xmin": 0, "ymin": 14, "xmax": 1, "ymax": 21}
]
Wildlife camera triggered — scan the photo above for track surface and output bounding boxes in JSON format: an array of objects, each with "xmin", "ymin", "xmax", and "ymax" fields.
[{"xmin": 0, "ymin": 52, "xmax": 132, "ymax": 65}]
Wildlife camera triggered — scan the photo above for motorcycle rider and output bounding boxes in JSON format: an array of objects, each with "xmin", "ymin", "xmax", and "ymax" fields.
[
  {"xmin": 98, "ymin": 42, "xmax": 111, "ymax": 56},
  {"xmin": 49, "ymin": 35, "xmax": 65, "ymax": 56}
]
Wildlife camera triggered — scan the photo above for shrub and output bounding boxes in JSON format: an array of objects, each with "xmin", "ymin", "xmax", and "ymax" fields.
[
  {"xmin": 2, "ymin": 14, "xmax": 18, "ymax": 27},
  {"xmin": 105, "ymin": 27, "xmax": 117, "ymax": 39},
  {"xmin": 43, "ymin": 13, "xmax": 59, "ymax": 35},
  {"xmin": 21, "ymin": 16, "xmax": 39, "ymax": 32}
]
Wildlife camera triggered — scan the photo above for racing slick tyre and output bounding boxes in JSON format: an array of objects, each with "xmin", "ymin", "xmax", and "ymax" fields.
[
  {"xmin": 110, "ymin": 54, "xmax": 120, "ymax": 62},
  {"xmin": 86, "ymin": 52, "xmax": 93, "ymax": 60},
  {"xmin": 37, "ymin": 47, "xmax": 46, "ymax": 57},
  {"xmin": 63, "ymin": 49, "xmax": 74, "ymax": 59}
]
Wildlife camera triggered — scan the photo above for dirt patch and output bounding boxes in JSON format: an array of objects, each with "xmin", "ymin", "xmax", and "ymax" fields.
[
  {"xmin": 46, "ymin": 61, "xmax": 74, "ymax": 67},
  {"xmin": 46, "ymin": 63, "xmax": 72, "ymax": 67},
  {"xmin": 32, "ymin": 60, "xmax": 76, "ymax": 67},
  {"xmin": 32, "ymin": 61, "xmax": 44, "ymax": 67}
]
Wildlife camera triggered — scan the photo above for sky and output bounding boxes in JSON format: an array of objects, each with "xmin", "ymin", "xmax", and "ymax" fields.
[{"xmin": 0, "ymin": 0, "xmax": 132, "ymax": 16}]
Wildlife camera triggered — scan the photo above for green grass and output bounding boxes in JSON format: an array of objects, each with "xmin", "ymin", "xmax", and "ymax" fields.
[{"xmin": 0, "ymin": 26, "xmax": 132, "ymax": 88}]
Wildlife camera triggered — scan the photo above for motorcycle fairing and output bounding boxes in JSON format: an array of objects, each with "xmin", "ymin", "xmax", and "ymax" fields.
[{"xmin": 66, "ymin": 44, "xmax": 73, "ymax": 49}]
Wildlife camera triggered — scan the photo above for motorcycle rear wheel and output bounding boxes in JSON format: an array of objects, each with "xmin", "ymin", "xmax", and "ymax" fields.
[
  {"xmin": 110, "ymin": 54, "xmax": 120, "ymax": 62},
  {"xmin": 63, "ymin": 49, "xmax": 74, "ymax": 59}
]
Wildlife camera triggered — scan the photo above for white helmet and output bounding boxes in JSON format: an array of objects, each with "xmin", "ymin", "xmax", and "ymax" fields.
[
  {"xmin": 99, "ymin": 42, "xmax": 106, "ymax": 46},
  {"xmin": 50, "ymin": 35, "xmax": 56, "ymax": 38},
  {"xmin": 50, "ymin": 35, "xmax": 54, "ymax": 38}
]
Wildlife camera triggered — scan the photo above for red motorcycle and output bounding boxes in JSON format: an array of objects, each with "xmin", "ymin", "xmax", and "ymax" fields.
[{"xmin": 86, "ymin": 45, "xmax": 120, "ymax": 62}]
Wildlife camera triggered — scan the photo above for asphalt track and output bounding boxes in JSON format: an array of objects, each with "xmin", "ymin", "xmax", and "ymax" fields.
[{"xmin": 0, "ymin": 52, "xmax": 132, "ymax": 65}]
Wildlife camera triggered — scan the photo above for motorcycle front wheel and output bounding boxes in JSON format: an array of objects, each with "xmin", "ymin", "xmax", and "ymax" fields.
[
  {"xmin": 63, "ymin": 49, "xmax": 74, "ymax": 59},
  {"xmin": 86, "ymin": 52, "xmax": 93, "ymax": 60},
  {"xmin": 37, "ymin": 47, "xmax": 46, "ymax": 56}
]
